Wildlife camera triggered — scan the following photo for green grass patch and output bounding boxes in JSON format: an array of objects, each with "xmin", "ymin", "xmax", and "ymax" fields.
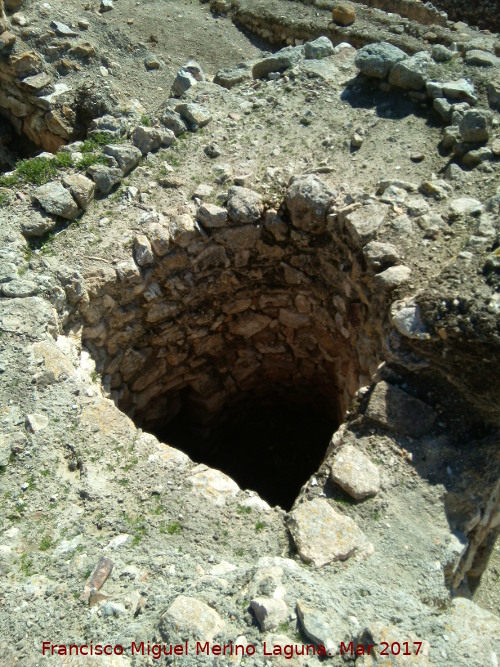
[
  {"xmin": 39, "ymin": 535, "xmax": 53, "ymax": 552},
  {"xmin": 20, "ymin": 553, "xmax": 34, "ymax": 576},
  {"xmin": 76, "ymin": 153, "xmax": 108, "ymax": 171},
  {"xmin": 160, "ymin": 521, "xmax": 181, "ymax": 535}
]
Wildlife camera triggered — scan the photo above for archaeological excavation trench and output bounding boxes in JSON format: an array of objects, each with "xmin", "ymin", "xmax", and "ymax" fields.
[{"xmin": 78, "ymin": 178, "xmax": 408, "ymax": 509}]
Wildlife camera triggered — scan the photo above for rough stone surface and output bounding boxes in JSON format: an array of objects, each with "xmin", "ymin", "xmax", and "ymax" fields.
[
  {"xmin": 355, "ymin": 43, "xmax": 407, "ymax": 79},
  {"xmin": 285, "ymin": 175, "xmax": 334, "ymax": 234},
  {"xmin": 343, "ymin": 202, "xmax": 388, "ymax": 246},
  {"xmin": 159, "ymin": 595, "xmax": 225, "ymax": 641},
  {"xmin": 62, "ymin": 174, "xmax": 95, "ymax": 210},
  {"xmin": 365, "ymin": 381, "xmax": 436, "ymax": 437},
  {"xmin": 296, "ymin": 600, "xmax": 346, "ymax": 656},
  {"xmin": 304, "ymin": 37, "xmax": 335, "ymax": 60},
  {"xmin": 252, "ymin": 46, "xmax": 304, "ymax": 79},
  {"xmin": 388, "ymin": 51, "xmax": 432, "ymax": 91},
  {"xmin": 87, "ymin": 165, "xmax": 123, "ymax": 195},
  {"xmin": 33, "ymin": 182, "xmax": 80, "ymax": 220},
  {"xmin": 330, "ymin": 444, "xmax": 381, "ymax": 500},
  {"xmin": 250, "ymin": 597, "xmax": 288, "ymax": 631},
  {"xmin": 131, "ymin": 125, "xmax": 175, "ymax": 154},
  {"xmin": 226, "ymin": 186, "xmax": 263, "ymax": 224},
  {"xmin": 332, "ymin": 4, "xmax": 356, "ymax": 27},
  {"xmin": 103, "ymin": 144, "xmax": 142, "ymax": 174},
  {"xmin": 287, "ymin": 499, "xmax": 371, "ymax": 566},
  {"xmin": 459, "ymin": 109, "xmax": 492, "ymax": 143}
]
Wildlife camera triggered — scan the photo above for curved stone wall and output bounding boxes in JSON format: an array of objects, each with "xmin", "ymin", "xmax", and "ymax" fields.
[{"xmin": 79, "ymin": 177, "xmax": 402, "ymax": 438}]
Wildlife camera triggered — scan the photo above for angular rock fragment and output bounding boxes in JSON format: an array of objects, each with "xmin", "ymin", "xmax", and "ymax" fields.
[
  {"xmin": 103, "ymin": 144, "xmax": 141, "ymax": 174},
  {"xmin": 458, "ymin": 109, "xmax": 492, "ymax": 143},
  {"xmin": 33, "ymin": 182, "xmax": 80, "ymax": 220},
  {"xmin": 132, "ymin": 126, "xmax": 175, "ymax": 154},
  {"xmin": 251, "ymin": 598, "xmax": 288, "ymax": 631},
  {"xmin": 363, "ymin": 241, "xmax": 399, "ymax": 270},
  {"xmin": 373, "ymin": 265, "xmax": 411, "ymax": 290},
  {"xmin": 196, "ymin": 203, "xmax": 228, "ymax": 229},
  {"xmin": 227, "ymin": 186, "xmax": 263, "ymax": 224},
  {"xmin": 214, "ymin": 64, "xmax": 252, "ymax": 89},
  {"xmin": 330, "ymin": 445, "xmax": 380, "ymax": 499},
  {"xmin": 160, "ymin": 109, "xmax": 188, "ymax": 136},
  {"xmin": 134, "ymin": 235, "xmax": 154, "ymax": 267},
  {"xmin": 388, "ymin": 51, "xmax": 432, "ymax": 91},
  {"xmin": 343, "ymin": 202, "xmax": 388, "ymax": 246},
  {"xmin": 365, "ymin": 381, "xmax": 436, "ymax": 437},
  {"xmin": 252, "ymin": 46, "xmax": 304, "ymax": 79},
  {"xmin": 355, "ymin": 43, "xmax": 407, "ymax": 79},
  {"xmin": 159, "ymin": 595, "xmax": 224, "ymax": 641},
  {"xmin": 87, "ymin": 165, "xmax": 122, "ymax": 195},
  {"xmin": 62, "ymin": 173, "xmax": 95, "ymax": 210},
  {"xmin": 285, "ymin": 175, "xmax": 334, "ymax": 234},
  {"xmin": 21, "ymin": 212, "xmax": 58, "ymax": 238},
  {"xmin": 287, "ymin": 498, "xmax": 372, "ymax": 566},
  {"xmin": 81, "ymin": 557, "xmax": 114, "ymax": 601},
  {"xmin": 296, "ymin": 600, "xmax": 346, "ymax": 656},
  {"xmin": 304, "ymin": 36, "xmax": 334, "ymax": 60}
]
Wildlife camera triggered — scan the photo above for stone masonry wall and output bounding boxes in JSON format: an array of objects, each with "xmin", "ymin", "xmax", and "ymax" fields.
[{"xmin": 78, "ymin": 177, "xmax": 404, "ymax": 435}]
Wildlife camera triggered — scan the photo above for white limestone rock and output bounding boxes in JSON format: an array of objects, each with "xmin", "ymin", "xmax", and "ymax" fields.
[
  {"xmin": 287, "ymin": 498, "xmax": 372, "ymax": 567},
  {"xmin": 330, "ymin": 445, "xmax": 380, "ymax": 500},
  {"xmin": 159, "ymin": 595, "xmax": 225, "ymax": 641},
  {"xmin": 250, "ymin": 597, "xmax": 288, "ymax": 631},
  {"xmin": 188, "ymin": 465, "xmax": 240, "ymax": 506}
]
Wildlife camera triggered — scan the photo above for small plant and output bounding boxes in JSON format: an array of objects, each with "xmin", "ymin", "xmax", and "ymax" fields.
[
  {"xmin": 237, "ymin": 505, "xmax": 252, "ymax": 515},
  {"xmin": 0, "ymin": 172, "xmax": 19, "ymax": 187},
  {"xmin": 234, "ymin": 547, "xmax": 245, "ymax": 557},
  {"xmin": 122, "ymin": 457, "xmax": 138, "ymax": 471},
  {"xmin": 20, "ymin": 553, "xmax": 34, "ymax": 577},
  {"xmin": 255, "ymin": 521, "xmax": 265, "ymax": 532},
  {"xmin": 76, "ymin": 153, "xmax": 108, "ymax": 171},
  {"xmin": 140, "ymin": 115, "xmax": 152, "ymax": 127},
  {"xmin": 90, "ymin": 370, "xmax": 99, "ymax": 383},
  {"xmin": 81, "ymin": 132, "xmax": 121, "ymax": 152},
  {"xmin": 54, "ymin": 152, "xmax": 73, "ymax": 168},
  {"xmin": 160, "ymin": 521, "xmax": 181, "ymax": 535},
  {"xmin": 0, "ymin": 192, "xmax": 9, "ymax": 206},
  {"xmin": 16, "ymin": 156, "xmax": 58, "ymax": 185},
  {"xmin": 39, "ymin": 535, "xmax": 53, "ymax": 552},
  {"xmin": 278, "ymin": 621, "xmax": 289, "ymax": 633}
]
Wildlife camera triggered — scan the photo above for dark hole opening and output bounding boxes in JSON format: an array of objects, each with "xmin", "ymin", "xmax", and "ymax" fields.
[{"xmin": 149, "ymin": 389, "xmax": 338, "ymax": 510}]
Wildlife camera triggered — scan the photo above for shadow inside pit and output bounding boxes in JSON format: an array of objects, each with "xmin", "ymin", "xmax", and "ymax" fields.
[{"xmin": 151, "ymin": 393, "xmax": 338, "ymax": 511}]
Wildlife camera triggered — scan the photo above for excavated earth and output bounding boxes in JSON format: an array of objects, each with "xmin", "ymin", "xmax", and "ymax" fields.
[{"xmin": 0, "ymin": 1, "xmax": 499, "ymax": 666}]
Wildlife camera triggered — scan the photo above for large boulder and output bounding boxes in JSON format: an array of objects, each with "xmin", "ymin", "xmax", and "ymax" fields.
[{"xmin": 355, "ymin": 42, "xmax": 407, "ymax": 79}]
